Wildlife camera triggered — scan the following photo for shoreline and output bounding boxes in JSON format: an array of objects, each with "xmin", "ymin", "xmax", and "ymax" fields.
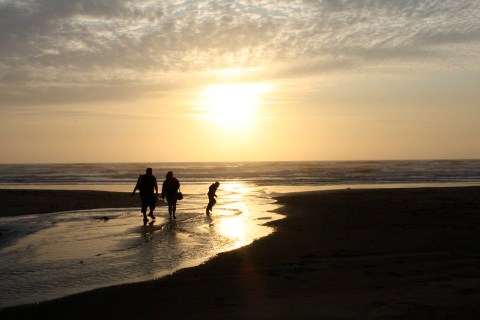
[
  {"xmin": 1, "ymin": 182, "xmax": 480, "ymax": 217},
  {"xmin": 1, "ymin": 186, "xmax": 480, "ymax": 319}
]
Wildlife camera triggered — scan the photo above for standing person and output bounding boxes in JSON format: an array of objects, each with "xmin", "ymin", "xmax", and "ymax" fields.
[
  {"xmin": 206, "ymin": 181, "xmax": 220, "ymax": 215},
  {"xmin": 131, "ymin": 167, "xmax": 158, "ymax": 224},
  {"xmin": 161, "ymin": 171, "xmax": 180, "ymax": 219}
]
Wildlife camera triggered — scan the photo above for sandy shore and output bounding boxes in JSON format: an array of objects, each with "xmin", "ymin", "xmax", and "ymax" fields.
[
  {"xmin": 1, "ymin": 187, "xmax": 480, "ymax": 319},
  {"xmin": 0, "ymin": 189, "xmax": 139, "ymax": 217}
]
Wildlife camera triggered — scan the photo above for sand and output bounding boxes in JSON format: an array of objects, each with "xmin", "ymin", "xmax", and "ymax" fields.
[
  {"xmin": 0, "ymin": 189, "xmax": 139, "ymax": 217},
  {"xmin": 1, "ymin": 187, "xmax": 480, "ymax": 319}
]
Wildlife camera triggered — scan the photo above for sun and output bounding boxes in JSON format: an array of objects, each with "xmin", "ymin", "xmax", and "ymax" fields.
[{"xmin": 198, "ymin": 83, "xmax": 270, "ymax": 129}]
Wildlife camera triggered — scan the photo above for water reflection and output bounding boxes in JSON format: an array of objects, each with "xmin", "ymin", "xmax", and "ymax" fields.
[
  {"xmin": 0, "ymin": 181, "xmax": 284, "ymax": 309},
  {"xmin": 215, "ymin": 217, "xmax": 247, "ymax": 250},
  {"xmin": 212, "ymin": 183, "xmax": 251, "ymax": 247}
]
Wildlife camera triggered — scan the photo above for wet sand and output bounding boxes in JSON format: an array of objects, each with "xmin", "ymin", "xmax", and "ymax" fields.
[
  {"xmin": 0, "ymin": 189, "xmax": 138, "ymax": 217},
  {"xmin": 1, "ymin": 187, "xmax": 480, "ymax": 319}
]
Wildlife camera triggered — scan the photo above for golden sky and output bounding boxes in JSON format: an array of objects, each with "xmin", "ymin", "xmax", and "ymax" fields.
[{"xmin": 1, "ymin": 1, "xmax": 479, "ymax": 163}]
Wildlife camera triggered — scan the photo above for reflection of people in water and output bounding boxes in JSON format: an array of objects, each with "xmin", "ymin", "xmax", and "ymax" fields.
[
  {"xmin": 131, "ymin": 167, "xmax": 158, "ymax": 224},
  {"xmin": 206, "ymin": 181, "xmax": 220, "ymax": 215},
  {"xmin": 161, "ymin": 171, "xmax": 180, "ymax": 219}
]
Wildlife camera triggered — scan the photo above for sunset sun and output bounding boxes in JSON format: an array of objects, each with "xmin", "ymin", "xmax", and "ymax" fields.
[{"xmin": 198, "ymin": 83, "xmax": 270, "ymax": 129}]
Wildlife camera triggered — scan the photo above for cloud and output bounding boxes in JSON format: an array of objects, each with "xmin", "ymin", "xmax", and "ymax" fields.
[{"xmin": 0, "ymin": 0, "xmax": 479, "ymax": 106}]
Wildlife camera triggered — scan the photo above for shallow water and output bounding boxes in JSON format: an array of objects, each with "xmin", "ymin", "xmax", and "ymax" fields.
[{"xmin": 0, "ymin": 182, "xmax": 283, "ymax": 309}]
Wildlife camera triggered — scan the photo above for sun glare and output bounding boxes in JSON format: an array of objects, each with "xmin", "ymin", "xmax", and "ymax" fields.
[
  {"xmin": 218, "ymin": 216, "xmax": 246, "ymax": 239},
  {"xmin": 198, "ymin": 83, "xmax": 270, "ymax": 129}
]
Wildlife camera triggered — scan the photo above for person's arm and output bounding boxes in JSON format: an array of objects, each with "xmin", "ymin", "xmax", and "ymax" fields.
[
  {"xmin": 154, "ymin": 179, "xmax": 159, "ymax": 196},
  {"xmin": 131, "ymin": 175, "xmax": 141, "ymax": 196}
]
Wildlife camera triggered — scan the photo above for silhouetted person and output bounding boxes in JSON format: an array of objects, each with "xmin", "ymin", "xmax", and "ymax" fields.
[
  {"xmin": 132, "ymin": 168, "xmax": 158, "ymax": 224},
  {"xmin": 206, "ymin": 181, "xmax": 220, "ymax": 215},
  {"xmin": 161, "ymin": 171, "xmax": 180, "ymax": 219}
]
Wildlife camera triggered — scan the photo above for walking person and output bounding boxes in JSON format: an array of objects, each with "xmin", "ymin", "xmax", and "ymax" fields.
[
  {"xmin": 206, "ymin": 181, "xmax": 220, "ymax": 215},
  {"xmin": 161, "ymin": 171, "xmax": 180, "ymax": 219},
  {"xmin": 131, "ymin": 167, "xmax": 158, "ymax": 224}
]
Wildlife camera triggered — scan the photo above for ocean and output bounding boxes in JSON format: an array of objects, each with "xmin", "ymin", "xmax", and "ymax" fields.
[
  {"xmin": 1, "ymin": 160, "xmax": 480, "ymax": 191},
  {"xmin": 1, "ymin": 160, "xmax": 479, "ymax": 309}
]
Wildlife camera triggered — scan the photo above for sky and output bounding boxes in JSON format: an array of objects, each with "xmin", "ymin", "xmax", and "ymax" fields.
[{"xmin": 1, "ymin": 0, "xmax": 479, "ymax": 163}]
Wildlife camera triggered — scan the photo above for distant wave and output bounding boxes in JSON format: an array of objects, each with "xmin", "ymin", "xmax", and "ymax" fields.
[{"xmin": 1, "ymin": 160, "xmax": 479, "ymax": 187}]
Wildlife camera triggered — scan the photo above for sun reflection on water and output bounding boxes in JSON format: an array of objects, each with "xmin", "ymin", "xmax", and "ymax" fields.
[
  {"xmin": 0, "ymin": 180, "xmax": 285, "ymax": 309},
  {"xmin": 217, "ymin": 216, "xmax": 246, "ymax": 240},
  {"xmin": 212, "ymin": 182, "xmax": 260, "ymax": 248}
]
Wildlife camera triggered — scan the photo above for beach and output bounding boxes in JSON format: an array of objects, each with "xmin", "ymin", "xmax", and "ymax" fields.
[
  {"xmin": 0, "ymin": 189, "xmax": 139, "ymax": 217},
  {"xmin": 1, "ymin": 186, "xmax": 480, "ymax": 319}
]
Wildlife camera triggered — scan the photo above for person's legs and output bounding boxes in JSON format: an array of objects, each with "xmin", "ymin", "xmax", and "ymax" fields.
[
  {"xmin": 212, "ymin": 197, "xmax": 216, "ymax": 208},
  {"xmin": 167, "ymin": 196, "xmax": 177, "ymax": 219},
  {"xmin": 148, "ymin": 206, "xmax": 155, "ymax": 219},
  {"xmin": 148, "ymin": 195, "xmax": 156, "ymax": 219},
  {"xmin": 167, "ymin": 202, "xmax": 172, "ymax": 219},
  {"xmin": 141, "ymin": 196, "xmax": 148, "ymax": 222},
  {"xmin": 206, "ymin": 197, "xmax": 216, "ymax": 214}
]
